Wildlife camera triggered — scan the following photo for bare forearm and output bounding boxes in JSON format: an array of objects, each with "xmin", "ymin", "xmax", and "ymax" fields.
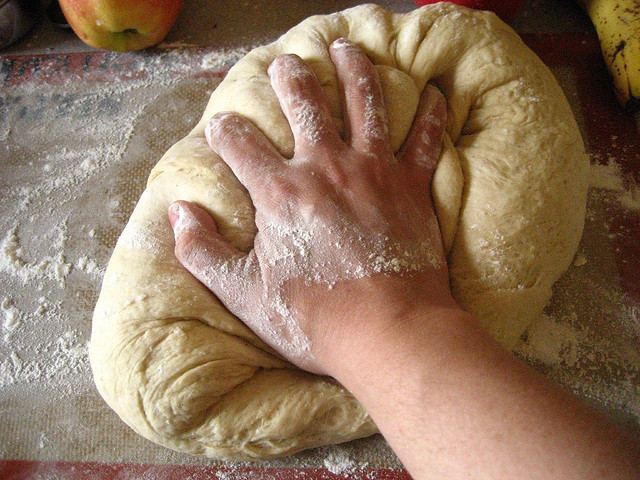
[{"xmin": 326, "ymin": 305, "xmax": 640, "ymax": 480}]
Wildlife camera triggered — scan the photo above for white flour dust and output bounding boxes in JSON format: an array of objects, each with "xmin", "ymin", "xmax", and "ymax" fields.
[
  {"xmin": 270, "ymin": 55, "xmax": 329, "ymax": 147},
  {"xmin": 187, "ymin": 196, "xmax": 445, "ymax": 365},
  {"xmin": 323, "ymin": 449, "xmax": 366, "ymax": 475},
  {"xmin": 513, "ymin": 153, "xmax": 640, "ymax": 424},
  {"xmin": 0, "ymin": 45, "xmax": 257, "ymax": 391},
  {"xmin": 588, "ymin": 156, "xmax": 640, "ymax": 211},
  {"xmin": 0, "ymin": 43, "xmax": 263, "ymax": 464},
  {"xmin": 201, "ymin": 46, "xmax": 255, "ymax": 71}
]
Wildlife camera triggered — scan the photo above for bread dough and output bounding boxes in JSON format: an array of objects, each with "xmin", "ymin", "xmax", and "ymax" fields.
[{"xmin": 90, "ymin": 3, "xmax": 588, "ymax": 460}]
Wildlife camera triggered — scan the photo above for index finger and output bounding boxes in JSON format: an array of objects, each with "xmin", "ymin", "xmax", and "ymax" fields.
[
  {"xmin": 268, "ymin": 54, "xmax": 341, "ymax": 154},
  {"xmin": 206, "ymin": 112, "xmax": 286, "ymax": 204}
]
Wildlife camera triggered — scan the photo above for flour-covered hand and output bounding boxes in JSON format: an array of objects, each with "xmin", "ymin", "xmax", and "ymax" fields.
[{"xmin": 168, "ymin": 39, "xmax": 449, "ymax": 374}]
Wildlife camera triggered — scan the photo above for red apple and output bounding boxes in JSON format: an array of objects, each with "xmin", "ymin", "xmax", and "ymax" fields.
[
  {"xmin": 58, "ymin": 0, "xmax": 184, "ymax": 52},
  {"xmin": 414, "ymin": 1, "xmax": 526, "ymax": 21}
]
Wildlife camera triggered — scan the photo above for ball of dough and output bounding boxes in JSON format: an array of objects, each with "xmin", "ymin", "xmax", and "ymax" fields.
[{"xmin": 91, "ymin": 3, "xmax": 588, "ymax": 460}]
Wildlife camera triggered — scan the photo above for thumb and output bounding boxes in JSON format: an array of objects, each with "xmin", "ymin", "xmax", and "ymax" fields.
[{"xmin": 168, "ymin": 200, "xmax": 250, "ymax": 303}]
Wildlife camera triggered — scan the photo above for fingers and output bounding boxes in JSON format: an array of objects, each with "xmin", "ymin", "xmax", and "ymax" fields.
[
  {"xmin": 205, "ymin": 112, "xmax": 285, "ymax": 195},
  {"xmin": 329, "ymin": 38, "xmax": 392, "ymax": 159},
  {"xmin": 267, "ymin": 54, "xmax": 341, "ymax": 153},
  {"xmin": 398, "ymin": 84, "xmax": 447, "ymax": 182},
  {"xmin": 168, "ymin": 201, "xmax": 255, "ymax": 310}
]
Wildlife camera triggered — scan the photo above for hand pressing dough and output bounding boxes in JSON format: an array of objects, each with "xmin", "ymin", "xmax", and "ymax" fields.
[{"xmin": 91, "ymin": 3, "xmax": 588, "ymax": 460}]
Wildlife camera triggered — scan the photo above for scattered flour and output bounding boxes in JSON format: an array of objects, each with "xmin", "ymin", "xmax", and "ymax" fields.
[
  {"xmin": 323, "ymin": 449, "xmax": 365, "ymax": 475},
  {"xmin": 201, "ymin": 46, "xmax": 253, "ymax": 70},
  {"xmin": 0, "ymin": 330, "xmax": 88, "ymax": 389},
  {"xmin": 1, "ymin": 44, "xmax": 258, "ymax": 397},
  {"xmin": 0, "ymin": 41, "xmax": 300, "ymax": 467},
  {"xmin": 76, "ymin": 255, "xmax": 100, "ymax": 275},
  {"xmin": 1, "ymin": 297, "xmax": 21, "ymax": 335},
  {"xmin": 514, "ymin": 153, "xmax": 640, "ymax": 422},
  {"xmin": 589, "ymin": 156, "xmax": 640, "ymax": 211},
  {"xmin": 158, "ymin": 41, "xmax": 200, "ymax": 49},
  {"xmin": 0, "ymin": 223, "xmax": 72, "ymax": 287}
]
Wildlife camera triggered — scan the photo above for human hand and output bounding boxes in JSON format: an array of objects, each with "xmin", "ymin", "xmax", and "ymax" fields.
[{"xmin": 168, "ymin": 38, "xmax": 450, "ymax": 375}]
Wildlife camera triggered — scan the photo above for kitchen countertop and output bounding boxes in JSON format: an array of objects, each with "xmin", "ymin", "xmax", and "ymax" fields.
[{"xmin": 1, "ymin": 1, "xmax": 639, "ymax": 479}]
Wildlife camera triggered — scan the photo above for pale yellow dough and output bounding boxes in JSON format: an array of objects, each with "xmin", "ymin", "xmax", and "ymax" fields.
[{"xmin": 91, "ymin": 4, "xmax": 588, "ymax": 460}]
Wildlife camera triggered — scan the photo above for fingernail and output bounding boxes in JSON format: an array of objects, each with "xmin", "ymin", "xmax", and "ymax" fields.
[
  {"xmin": 268, "ymin": 56, "xmax": 286, "ymax": 78},
  {"xmin": 205, "ymin": 118, "xmax": 215, "ymax": 146},
  {"xmin": 331, "ymin": 37, "xmax": 352, "ymax": 49},
  {"xmin": 168, "ymin": 202, "xmax": 188, "ymax": 241},
  {"xmin": 268, "ymin": 55, "xmax": 294, "ymax": 79},
  {"xmin": 205, "ymin": 112, "xmax": 229, "ymax": 146}
]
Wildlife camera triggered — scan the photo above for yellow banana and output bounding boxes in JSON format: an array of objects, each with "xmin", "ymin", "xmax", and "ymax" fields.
[{"xmin": 579, "ymin": 0, "xmax": 640, "ymax": 109}]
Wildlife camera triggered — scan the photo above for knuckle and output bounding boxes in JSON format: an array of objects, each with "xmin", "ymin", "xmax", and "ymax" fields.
[
  {"xmin": 263, "ymin": 175, "xmax": 298, "ymax": 206},
  {"xmin": 321, "ymin": 160, "xmax": 350, "ymax": 189},
  {"xmin": 272, "ymin": 54, "xmax": 316, "ymax": 90},
  {"xmin": 273, "ymin": 54, "xmax": 306, "ymax": 74},
  {"xmin": 174, "ymin": 229, "xmax": 204, "ymax": 268},
  {"xmin": 341, "ymin": 51, "xmax": 375, "ymax": 82},
  {"xmin": 272, "ymin": 53, "xmax": 300, "ymax": 67},
  {"xmin": 208, "ymin": 112, "xmax": 250, "ymax": 145}
]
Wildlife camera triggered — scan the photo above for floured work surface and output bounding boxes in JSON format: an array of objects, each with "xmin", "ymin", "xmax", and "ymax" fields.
[{"xmin": 1, "ymin": 36, "xmax": 640, "ymax": 475}]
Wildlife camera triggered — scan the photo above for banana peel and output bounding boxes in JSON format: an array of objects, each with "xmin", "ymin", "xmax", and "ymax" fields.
[{"xmin": 579, "ymin": 0, "xmax": 640, "ymax": 109}]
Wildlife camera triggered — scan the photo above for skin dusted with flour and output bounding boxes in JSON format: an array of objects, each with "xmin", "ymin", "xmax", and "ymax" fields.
[{"xmin": 169, "ymin": 44, "xmax": 449, "ymax": 374}]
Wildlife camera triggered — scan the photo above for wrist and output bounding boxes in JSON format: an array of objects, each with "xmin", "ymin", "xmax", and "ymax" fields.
[{"xmin": 312, "ymin": 272, "xmax": 476, "ymax": 383}]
